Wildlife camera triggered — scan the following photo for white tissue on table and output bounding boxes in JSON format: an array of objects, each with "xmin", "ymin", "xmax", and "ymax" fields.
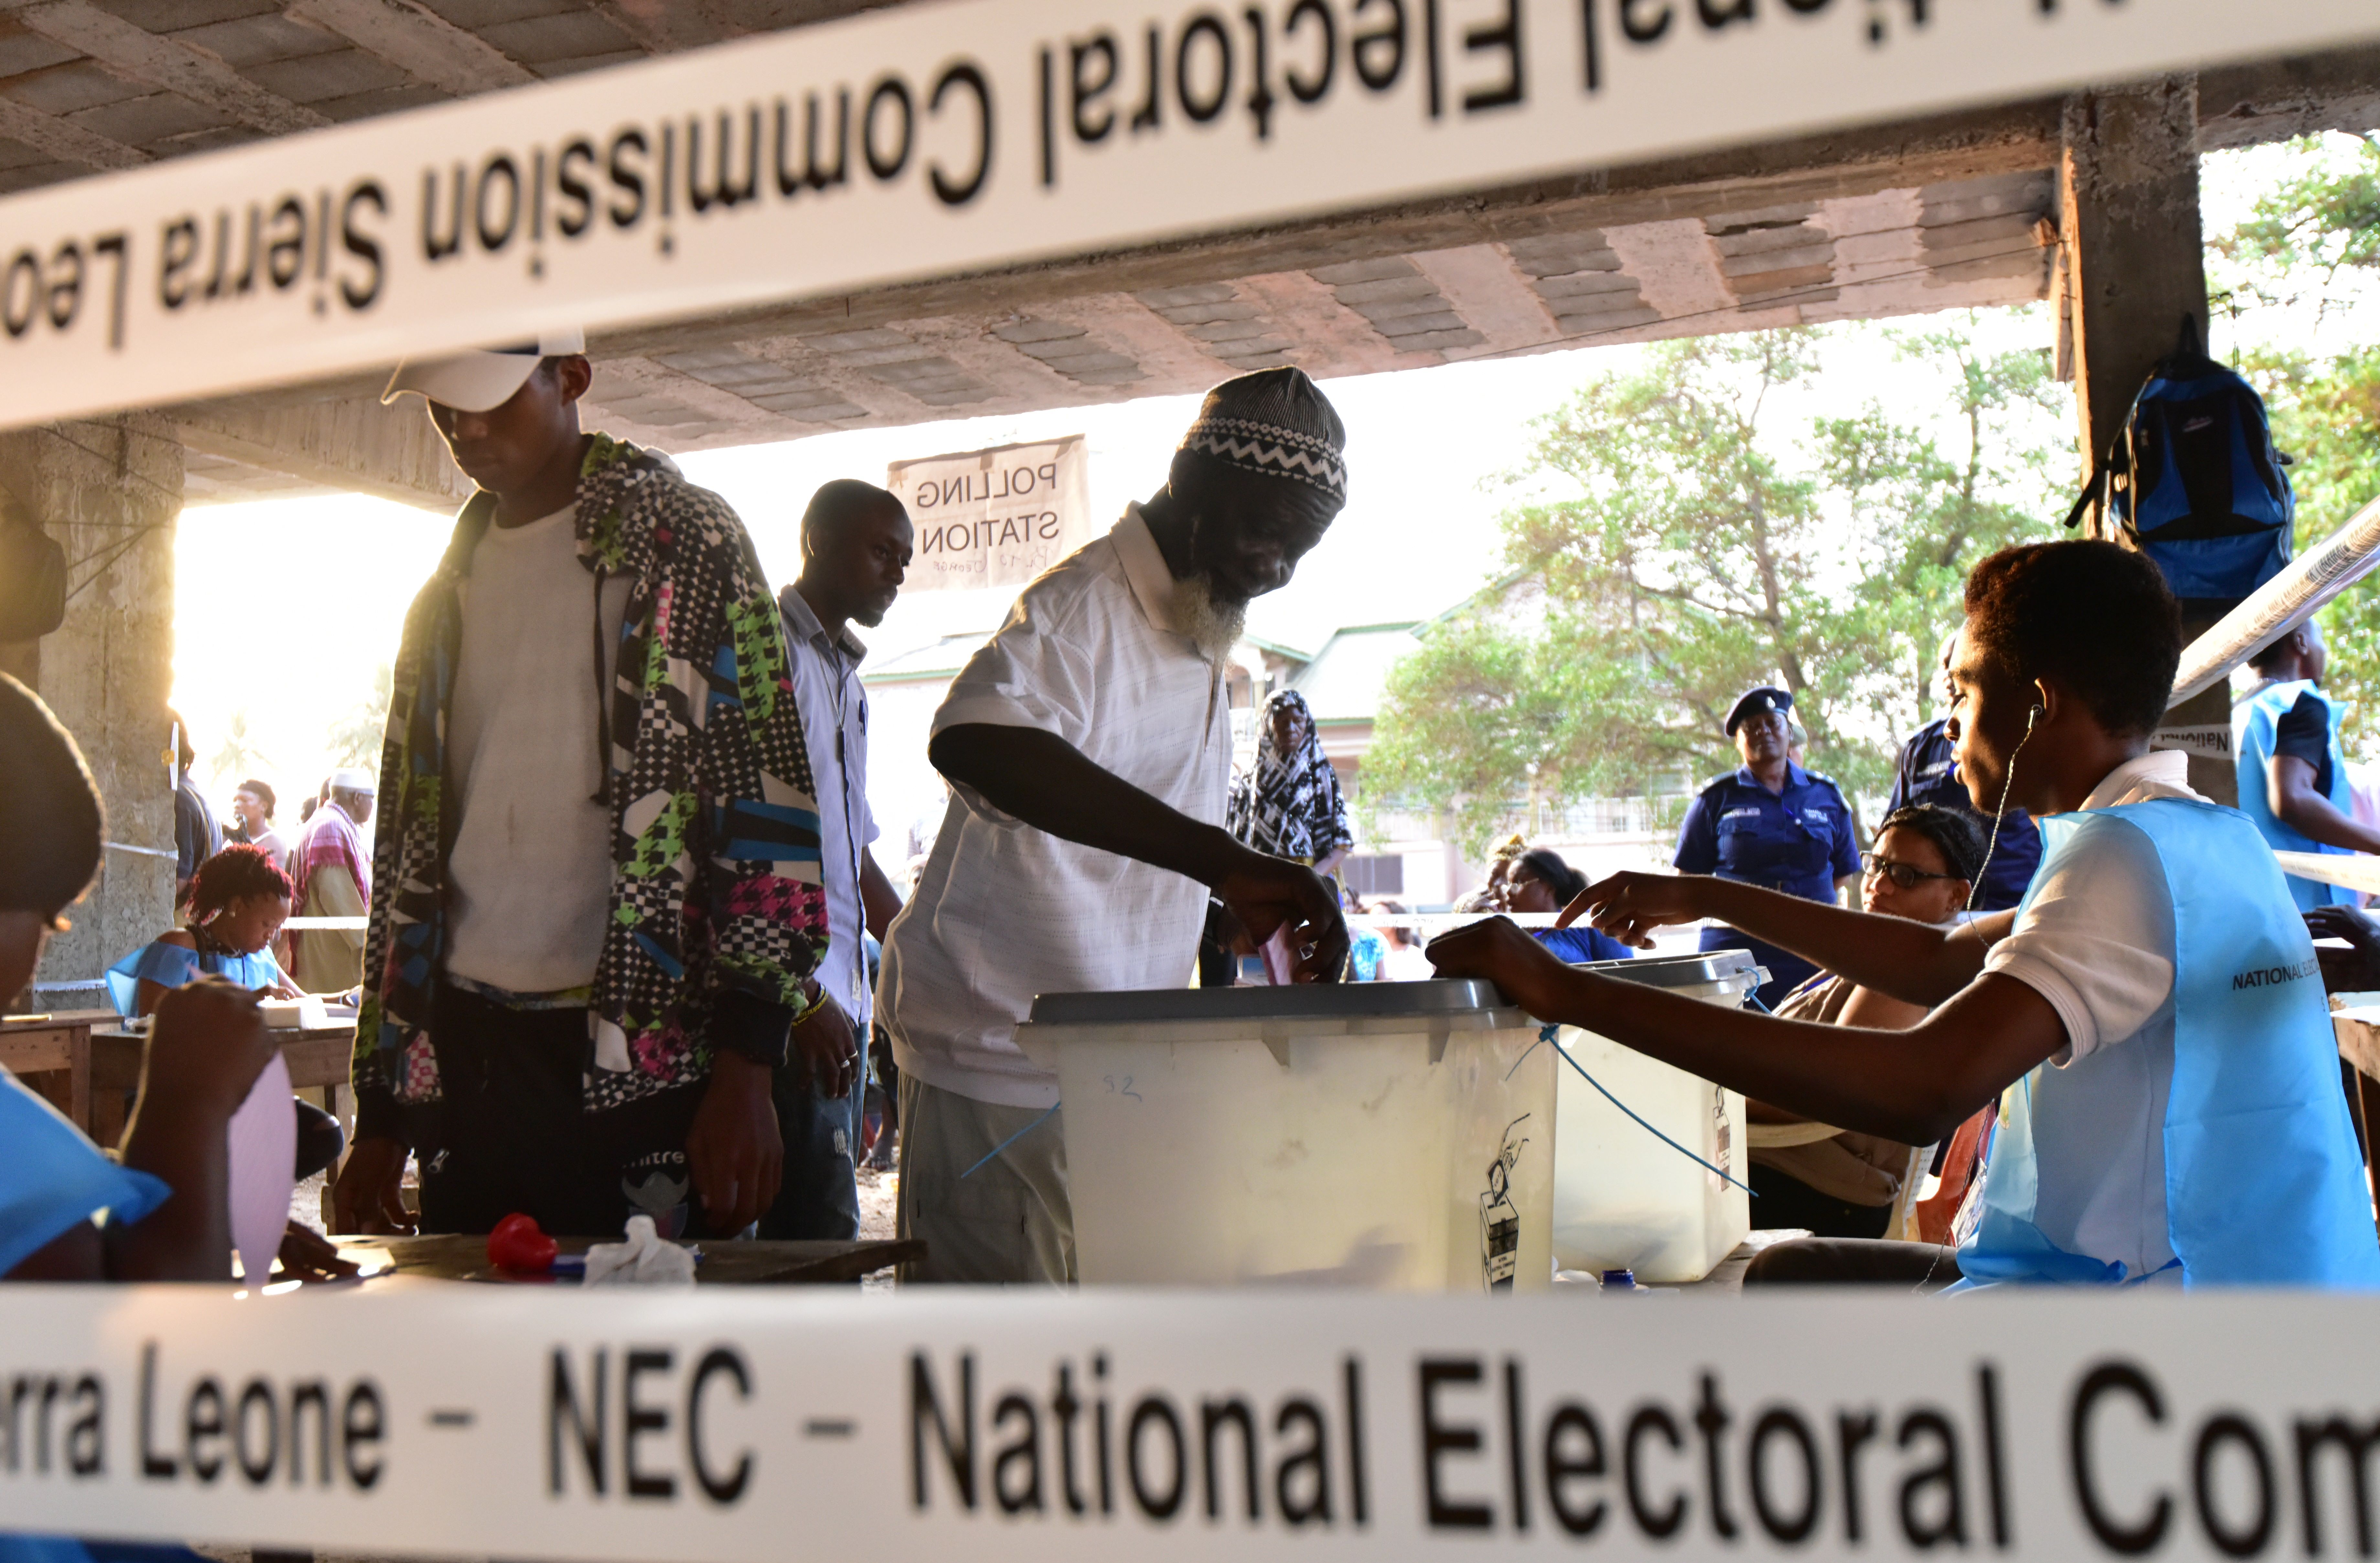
[{"xmin": 582, "ymin": 1214, "xmax": 698, "ymax": 1287}]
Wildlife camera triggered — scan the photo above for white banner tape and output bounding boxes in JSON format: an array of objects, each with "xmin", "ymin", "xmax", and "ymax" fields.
[
  {"xmin": 6, "ymin": 1286, "xmax": 2380, "ymax": 1560},
  {"xmin": 0, "ymin": 1, "xmax": 2371, "ymax": 428}
]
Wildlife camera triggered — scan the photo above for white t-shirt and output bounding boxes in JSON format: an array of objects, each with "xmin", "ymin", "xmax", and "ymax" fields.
[
  {"xmin": 882, "ymin": 507, "xmax": 1231, "ymax": 1109},
  {"xmin": 1978, "ymin": 748, "xmax": 2198, "ymax": 1281},
  {"xmin": 445, "ymin": 504, "xmax": 635, "ymax": 995}
]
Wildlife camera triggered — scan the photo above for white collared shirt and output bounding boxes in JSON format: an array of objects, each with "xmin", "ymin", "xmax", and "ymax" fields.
[
  {"xmin": 1979, "ymin": 749, "xmax": 2202, "ymax": 1281},
  {"xmin": 881, "ymin": 505, "xmax": 1230, "ymax": 1108},
  {"xmin": 779, "ymin": 583, "xmax": 879, "ymax": 1031}
]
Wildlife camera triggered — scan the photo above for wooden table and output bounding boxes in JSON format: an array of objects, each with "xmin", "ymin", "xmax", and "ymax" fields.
[
  {"xmin": 1, "ymin": 1008, "xmax": 122, "ymax": 1133},
  {"xmin": 87, "ymin": 1024, "xmax": 354, "ymax": 1148},
  {"xmin": 335, "ymin": 1233, "xmax": 923, "ymax": 1286}
]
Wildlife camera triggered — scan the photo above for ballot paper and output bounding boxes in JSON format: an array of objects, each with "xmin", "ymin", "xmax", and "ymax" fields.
[{"xmin": 224, "ymin": 1051, "xmax": 293, "ymax": 1285}]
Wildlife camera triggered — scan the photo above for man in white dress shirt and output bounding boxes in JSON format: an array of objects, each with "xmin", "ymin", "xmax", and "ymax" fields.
[
  {"xmin": 882, "ymin": 367, "xmax": 1354, "ymax": 1283},
  {"xmin": 761, "ymin": 480, "xmax": 912, "ymax": 1238}
]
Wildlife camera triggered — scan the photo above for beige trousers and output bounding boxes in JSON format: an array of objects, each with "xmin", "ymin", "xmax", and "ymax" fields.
[{"xmin": 895, "ymin": 1072, "xmax": 1074, "ymax": 1285}]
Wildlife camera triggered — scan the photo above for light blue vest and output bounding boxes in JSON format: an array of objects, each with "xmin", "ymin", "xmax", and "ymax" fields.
[
  {"xmin": 2234, "ymin": 679, "xmax": 2357, "ymax": 911},
  {"xmin": 1957, "ymin": 797, "xmax": 2380, "ymax": 1288}
]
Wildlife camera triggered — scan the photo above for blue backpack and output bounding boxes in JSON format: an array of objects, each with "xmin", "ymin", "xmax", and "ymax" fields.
[{"xmin": 2063, "ymin": 316, "xmax": 2295, "ymax": 607}]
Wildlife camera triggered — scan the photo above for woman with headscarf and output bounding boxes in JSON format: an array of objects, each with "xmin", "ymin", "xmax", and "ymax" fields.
[
  {"xmin": 1224, "ymin": 691, "xmax": 1354, "ymax": 982},
  {"xmin": 1227, "ymin": 690, "xmax": 1354, "ymax": 871}
]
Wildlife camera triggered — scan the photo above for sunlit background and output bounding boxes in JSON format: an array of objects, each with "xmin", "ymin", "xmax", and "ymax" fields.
[{"xmin": 169, "ymin": 136, "xmax": 2378, "ymax": 855}]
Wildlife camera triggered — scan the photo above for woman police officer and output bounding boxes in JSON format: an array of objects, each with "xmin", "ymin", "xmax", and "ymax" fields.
[{"xmin": 1671, "ymin": 687, "xmax": 1860, "ymax": 1007}]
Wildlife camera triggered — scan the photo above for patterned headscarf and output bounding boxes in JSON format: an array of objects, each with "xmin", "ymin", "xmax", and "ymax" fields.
[
  {"xmin": 1179, "ymin": 367, "xmax": 1348, "ymax": 500},
  {"xmin": 1227, "ymin": 690, "xmax": 1354, "ymax": 862}
]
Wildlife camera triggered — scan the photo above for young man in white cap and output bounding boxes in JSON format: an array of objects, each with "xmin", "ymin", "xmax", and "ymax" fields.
[
  {"xmin": 288, "ymin": 766, "xmax": 374, "ymax": 993},
  {"xmin": 883, "ymin": 366, "xmax": 1354, "ymax": 1284},
  {"xmin": 333, "ymin": 332, "xmax": 834, "ymax": 1244}
]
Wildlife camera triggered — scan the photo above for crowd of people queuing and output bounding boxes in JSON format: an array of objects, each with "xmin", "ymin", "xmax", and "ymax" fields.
[{"xmin": 8, "ymin": 328, "xmax": 2380, "ymax": 1317}]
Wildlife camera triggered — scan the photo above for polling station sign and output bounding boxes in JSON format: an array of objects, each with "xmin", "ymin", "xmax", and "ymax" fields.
[
  {"xmin": 0, "ymin": 0, "xmax": 2373, "ymax": 429},
  {"xmin": 7, "ymin": 1284, "xmax": 2380, "ymax": 1560},
  {"xmin": 887, "ymin": 436, "xmax": 1095, "ymax": 592}
]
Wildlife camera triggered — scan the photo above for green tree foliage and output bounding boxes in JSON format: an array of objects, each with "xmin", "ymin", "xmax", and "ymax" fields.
[
  {"xmin": 2208, "ymin": 133, "xmax": 2380, "ymax": 753},
  {"xmin": 206, "ymin": 708, "xmax": 273, "ymax": 795},
  {"xmin": 325, "ymin": 661, "xmax": 393, "ymax": 772},
  {"xmin": 1363, "ymin": 322, "xmax": 2065, "ymax": 858}
]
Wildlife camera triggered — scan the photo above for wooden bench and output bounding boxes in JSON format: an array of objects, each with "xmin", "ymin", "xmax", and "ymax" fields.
[
  {"xmin": 86, "ymin": 1024, "xmax": 353, "ymax": 1148},
  {"xmin": 1, "ymin": 1008, "xmax": 119, "ymax": 1134}
]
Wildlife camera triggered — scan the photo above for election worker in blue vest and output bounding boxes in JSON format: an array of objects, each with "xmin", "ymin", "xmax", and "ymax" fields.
[
  {"xmin": 1429, "ymin": 540, "xmax": 2380, "ymax": 1289},
  {"xmin": 2234, "ymin": 619, "xmax": 2375, "ymax": 911},
  {"xmin": 1672, "ymin": 687, "xmax": 1861, "ymax": 1008},
  {"xmin": 1889, "ymin": 631, "xmax": 2041, "ymax": 911}
]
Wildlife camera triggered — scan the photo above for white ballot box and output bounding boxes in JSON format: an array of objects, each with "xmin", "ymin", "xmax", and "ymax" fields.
[
  {"xmin": 1016, "ymin": 980, "xmax": 1553, "ymax": 1292},
  {"xmin": 1552, "ymin": 950, "xmax": 1763, "ymax": 1283}
]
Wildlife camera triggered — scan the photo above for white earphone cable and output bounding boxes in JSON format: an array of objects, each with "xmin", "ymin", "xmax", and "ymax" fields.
[{"xmin": 1962, "ymin": 703, "xmax": 2041, "ymax": 919}]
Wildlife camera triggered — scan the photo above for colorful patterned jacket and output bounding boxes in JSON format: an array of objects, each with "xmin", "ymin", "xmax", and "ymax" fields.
[{"xmin": 352, "ymin": 434, "xmax": 828, "ymax": 1137}]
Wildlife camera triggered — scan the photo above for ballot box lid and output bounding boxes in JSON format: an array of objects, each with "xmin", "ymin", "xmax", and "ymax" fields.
[
  {"xmin": 1027, "ymin": 977, "xmax": 1510, "ymax": 1027},
  {"xmin": 1573, "ymin": 948, "xmax": 1763, "ymax": 990}
]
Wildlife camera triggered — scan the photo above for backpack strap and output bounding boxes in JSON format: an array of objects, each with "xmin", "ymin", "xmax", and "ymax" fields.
[
  {"xmin": 2063, "ymin": 464, "xmax": 2104, "ymax": 531},
  {"xmin": 2064, "ymin": 313, "xmax": 2211, "ymax": 533}
]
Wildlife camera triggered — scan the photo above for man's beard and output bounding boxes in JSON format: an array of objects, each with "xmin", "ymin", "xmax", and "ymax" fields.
[{"xmin": 1176, "ymin": 571, "xmax": 1248, "ymax": 664}]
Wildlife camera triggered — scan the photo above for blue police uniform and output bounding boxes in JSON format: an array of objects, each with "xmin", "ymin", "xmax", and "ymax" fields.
[
  {"xmin": 1674, "ymin": 761, "xmax": 1861, "ymax": 1007},
  {"xmin": 1886, "ymin": 718, "xmax": 2041, "ymax": 912}
]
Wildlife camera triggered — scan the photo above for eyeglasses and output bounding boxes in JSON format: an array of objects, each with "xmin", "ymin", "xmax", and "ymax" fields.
[{"xmin": 1860, "ymin": 852, "xmax": 1963, "ymax": 891}]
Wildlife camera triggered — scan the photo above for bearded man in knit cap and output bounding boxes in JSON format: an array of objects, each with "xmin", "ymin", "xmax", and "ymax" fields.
[{"xmin": 883, "ymin": 366, "xmax": 1352, "ymax": 1283}]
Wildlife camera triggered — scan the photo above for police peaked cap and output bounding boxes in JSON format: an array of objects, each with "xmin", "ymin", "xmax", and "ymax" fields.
[{"xmin": 1724, "ymin": 686, "xmax": 1793, "ymax": 736}]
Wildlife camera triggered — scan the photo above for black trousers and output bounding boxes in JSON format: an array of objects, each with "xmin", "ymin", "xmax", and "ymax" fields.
[
  {"xmin": 757, "ymin": 1059, "xmax": 862, "ymax": 1241},
  {"xmin": 415, "ymin": 983, "xmax": 706, "ymax": 1239},
  {"xmin": 1749, "ymin": 1162, "xmax": 1894, "ymax": 1240},
  {"xmin": 1745, "ymin": 1239, "xmax": 1963, "ymax": 1289}
]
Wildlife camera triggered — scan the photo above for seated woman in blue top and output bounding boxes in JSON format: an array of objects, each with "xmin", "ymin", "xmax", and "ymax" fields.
[
  {"xmin": 0, "ymin": 674, "xmax": 355, "ymax": 1563},
  {"xmin": 0, "ymin": 674, "xmax": 286, "ymax": 1282},
  {"xmin": 1432, "ymin": 541, "xmax": 2380, "ymax": 1289},
  {"xmin": 1499, "ymin": 848, "xmax": 1633, "ymax": 963},
  {"xmin": 105, "ymin": 843, "xmax": 299, "ymax": 1017},
  {"xmin": 103, "ymin": 843, "xmax": 348, "ymax": 1183}
]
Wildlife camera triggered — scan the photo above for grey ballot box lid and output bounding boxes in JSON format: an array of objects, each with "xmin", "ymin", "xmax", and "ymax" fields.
[
  {"xmin": 1573, "ymin": 948, "xmax": 1762, "ymax": 990},
  {"xmin": 1026, "ymin": 978, "xmax": 1510, "ymax": 1028}
]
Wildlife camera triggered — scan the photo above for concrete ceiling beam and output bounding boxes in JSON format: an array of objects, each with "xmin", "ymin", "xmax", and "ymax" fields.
[
  {"xmin": 1233, "ymin": 270, "xmax": 1437, "ymax": 379},
  {"xmin": 282, "ymin": 0, "xmax": 538, "ymax": 96},
  {"xmin": 176, "ymin": 395, "xmax": 466, "ymax": 510},
  {"xmin": 1602, "ymin": 219, "xmax": 1735, "ymax": 320},
  {"xmin": 2, "ymin": 0, "xmax": 331, "ymax": 134},
  {"xmin": 0, "ymin": 92, "xmax": 146, "ymax": 168},
  {"xmin": 589, "ymin": 0, "xmax": 744, "ymax": 53},
  {"xmin": 1406, "ymin": 246, "xmax": 1563, "ymax": 364},
  {"xmin": 1037, "ymin": 293, "xmax": 1244, "ymax": 390}
]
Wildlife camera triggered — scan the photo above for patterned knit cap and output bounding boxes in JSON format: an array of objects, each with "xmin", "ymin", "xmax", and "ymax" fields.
[{"xmin": 1178, "ymin": 367, "xmax": 1347, "ymax": 501}]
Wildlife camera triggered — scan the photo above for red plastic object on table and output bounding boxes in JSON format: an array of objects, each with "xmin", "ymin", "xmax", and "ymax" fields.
[{"xmin": 486, "ymin": 1212, "xmax": 557, "ymax": 1273}]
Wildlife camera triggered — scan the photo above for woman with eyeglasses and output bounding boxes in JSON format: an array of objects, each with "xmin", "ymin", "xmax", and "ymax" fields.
[{"xmin": 1743, "ymin": 804, "xmax": 1984, "ymax": 1240}]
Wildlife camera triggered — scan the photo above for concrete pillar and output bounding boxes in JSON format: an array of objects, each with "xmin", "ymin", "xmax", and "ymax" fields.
[
  {"xmin": 0, "ymin": 416, "xmax": 184, "ymax": 1005},
  {"xmin": 2058, "ymin": 79, "xmax": 2232, "ymax": 804}
]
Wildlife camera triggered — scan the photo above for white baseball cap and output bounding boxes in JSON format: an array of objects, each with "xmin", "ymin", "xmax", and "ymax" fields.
[
  {"xmin": 329, "ymin": 767, "xmax": 376, "ymax": 792},
  {"xmin": 381, "ymin": 327, "xmax": 587, "ymax": 413}
]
